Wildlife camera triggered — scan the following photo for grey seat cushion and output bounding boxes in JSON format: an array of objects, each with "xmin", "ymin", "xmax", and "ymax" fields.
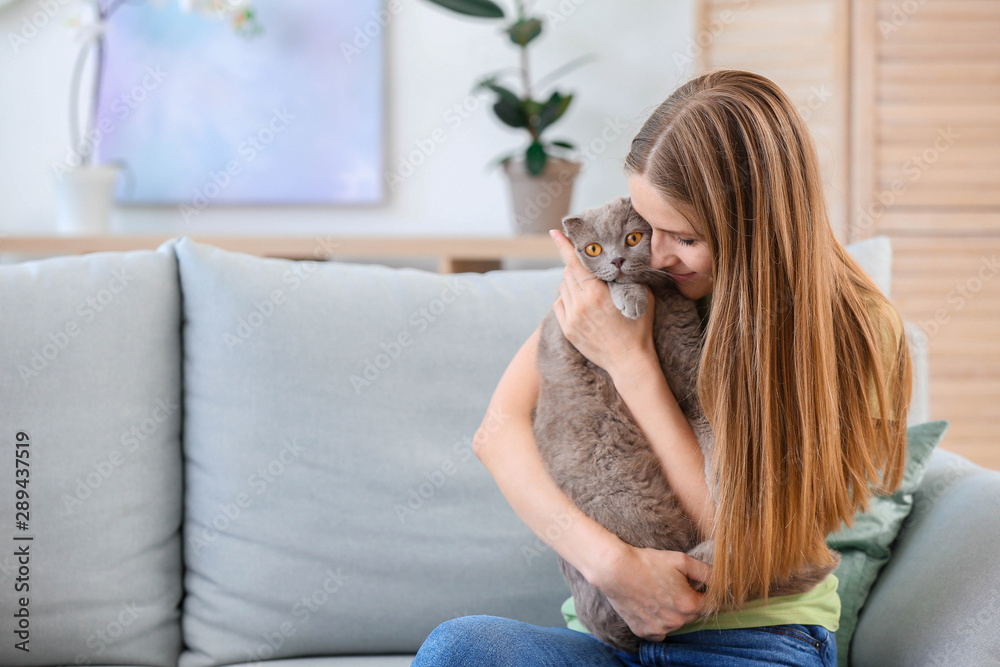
[
  {"xmin": 840, "ymin": 235, "xmax": 892, "ymax": 299},
  {"xmin": 173, "ymin": 238, "xmax": 571, "ymax": 667},
  {"xmin": 0, "ymin": 244, "xmax": 184, "ymax": 666},
  {"xmin": 851, "ymin": 449, "xmax": 1000, "ymax": 666}
]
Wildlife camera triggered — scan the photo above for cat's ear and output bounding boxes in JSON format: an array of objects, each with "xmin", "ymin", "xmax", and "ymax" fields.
[{"xmin": 562, "ymin": 216, "xmax": 586, "ymax": 242}]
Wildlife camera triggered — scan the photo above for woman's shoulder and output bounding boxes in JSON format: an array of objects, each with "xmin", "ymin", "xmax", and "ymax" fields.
[
  {"xmin": 862, "ymin": 295, "xmax": 906, "ymax": 420},
  {"xmin": 865, "ymin": 296, "xmax": 905, "ymax": 360}
]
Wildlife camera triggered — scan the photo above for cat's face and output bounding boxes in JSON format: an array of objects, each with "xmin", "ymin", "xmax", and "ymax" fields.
[{"xmin": 562, "ymin": 196, "xmax": 660, "ymax": 285}]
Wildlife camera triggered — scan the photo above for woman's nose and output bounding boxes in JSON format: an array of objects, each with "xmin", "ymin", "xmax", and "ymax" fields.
[{"xmin": 650, "ymin": 244, "xmax": 674, "ymax": 270}]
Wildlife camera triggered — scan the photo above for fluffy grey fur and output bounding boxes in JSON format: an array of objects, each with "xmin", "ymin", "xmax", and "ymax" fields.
[{"xmin": 532, "ymin": 195, "xmax": 838, "ymax": 654}]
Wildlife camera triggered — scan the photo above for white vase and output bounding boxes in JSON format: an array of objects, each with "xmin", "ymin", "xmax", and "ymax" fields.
[
  {"xmin": 53, "ymin": 164, "xmax": 122, "ymax": 235},
  {"xmin": 503, "ymin": 156, "xmax": 582, "ymax": 235}
]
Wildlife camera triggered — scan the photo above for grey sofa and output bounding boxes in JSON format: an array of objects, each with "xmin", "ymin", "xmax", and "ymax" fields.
[{"xmin": 0, "ymin": 234, "xmax": 997, "ymax": 667}]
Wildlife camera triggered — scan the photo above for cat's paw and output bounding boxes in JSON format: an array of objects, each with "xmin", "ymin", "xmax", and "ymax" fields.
[
  {"xmin": 621, "ymin": 297, "xmax": 646, "ymax": 320},
  {"xmin": 609, "ymin": 283, "xmax": 648, "ymax": 320}
]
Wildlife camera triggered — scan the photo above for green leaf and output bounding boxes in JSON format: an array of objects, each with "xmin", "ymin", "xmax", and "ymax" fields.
[
  {"xmin": 536, "ymin": 92, "xmax": 573, "ymax": 135},
  {"xmin": 423, "ymin": 0, "xmax": 505, "ymax": 18},
  {"xmin": 526, "ymin": 142, "xmax": 547, "ymax": 176},
  {"xmin": 493, "ymin": 98, "xmax": 529, "ymax": 128},
  {"xmin": 475, "ymin": 78, "xmax": 520, "ymax": 107},
  {"xmin": 550, "ymin": 140, "xmax": 576, "ymax": 149},
  {"xmin": 522, "ymin": 98, "xmax": 543, "ymax": 122},
  {"xmin": 506, "ymin": 17, "xmax": 543, "ymax": 46},
  {"xmin": 476, "ymin": 78, "xmax": 529, "ymax": 128}
]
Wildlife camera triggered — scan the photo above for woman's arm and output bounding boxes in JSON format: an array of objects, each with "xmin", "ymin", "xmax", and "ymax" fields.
[
  {"xmin": 474, "ymin": 323, "xmax": 712, "ymax": 639},
  {"xmin": 611, "ymin": 353, "xmax": 716, "ymax": 542},
  {"xmin": 472, "ymin": 324, "xmax": 624, "ymax": 585}
]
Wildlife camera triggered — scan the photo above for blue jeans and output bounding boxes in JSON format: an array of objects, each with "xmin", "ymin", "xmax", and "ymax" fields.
[{"xmin": 411, "ymin": 615, "xmax": 837, "ymax": 666}]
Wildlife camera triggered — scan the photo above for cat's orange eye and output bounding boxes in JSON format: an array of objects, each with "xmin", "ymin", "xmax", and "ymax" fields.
[
  {"xmin": 585, "ymin": 243, "xmax": 602, "ymax": 257},
  {"xmin": 625, "ymin": 232, "xmax": 643, "ymax": 246}
]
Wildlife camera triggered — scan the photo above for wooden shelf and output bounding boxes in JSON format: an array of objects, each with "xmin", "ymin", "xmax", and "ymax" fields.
[{"xmin": 0, "ymin": 234, "xmax": 563, "ymax": 273}]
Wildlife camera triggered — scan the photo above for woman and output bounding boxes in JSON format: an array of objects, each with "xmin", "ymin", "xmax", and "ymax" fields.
[{"xmin": 412, "ymin": 69, "xmax": 912, "ymax": 667}]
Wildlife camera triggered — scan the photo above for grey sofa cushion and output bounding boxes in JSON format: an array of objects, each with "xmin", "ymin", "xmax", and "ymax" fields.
[
  {"xmin": 827, "ymin": 420, "xmax": 950, "ymax": 667},
  {"xmin": 842, "ymin": 235, "xmax": 892, "ymax": 299},
  {"xmin": 851, "ymin": 449, "xmax": 1000, "ymax": 666},
  {"xmin": 0, "ymin": 244, "xmax": 184, "ymax": 667},
  {"xmin": 173, "ymin": 238, "xmax": 571, "ymax": 667}
]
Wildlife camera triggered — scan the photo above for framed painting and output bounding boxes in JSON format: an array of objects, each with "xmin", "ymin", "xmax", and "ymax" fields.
[{"xmin": 94, "ymin": 0, "xmax": 384, "ymax": 207}]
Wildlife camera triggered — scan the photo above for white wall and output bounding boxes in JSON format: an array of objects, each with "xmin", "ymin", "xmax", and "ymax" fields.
[{"xmin": 0, "ymin": 0, "xmax": 695, "ymax": 237}]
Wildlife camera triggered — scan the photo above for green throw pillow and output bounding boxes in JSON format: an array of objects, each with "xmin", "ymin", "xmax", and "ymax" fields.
[{"xmin": 826, "ymin": 419, "xmax": 950, "ymax": 667}]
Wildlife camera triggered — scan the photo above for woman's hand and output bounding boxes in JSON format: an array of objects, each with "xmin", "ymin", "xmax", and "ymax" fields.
[
  {"xmin": 594, "ymin": 543, "xmax": 713, "ymax": 640},
  {"xmin": 549, "ymin": 229, "xmax": 656, "ymax": 381}
]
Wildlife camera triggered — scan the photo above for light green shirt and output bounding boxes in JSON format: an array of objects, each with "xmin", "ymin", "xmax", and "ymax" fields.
[{"xmin": 560, "ymin": 573, "xmax": 840, "ymax": 637}]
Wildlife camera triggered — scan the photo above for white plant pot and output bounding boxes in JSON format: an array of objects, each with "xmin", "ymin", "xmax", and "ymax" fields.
[
  {"xmin": 53, "ymin": 164, "xmax": 122, "ymax": 235},
  {"xmin": 503, "ymin": 156, "xmax": 582, "ymax": 235}
]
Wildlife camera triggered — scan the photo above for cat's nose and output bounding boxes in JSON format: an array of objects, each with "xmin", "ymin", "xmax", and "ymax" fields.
[{"xmin": 611, "ymin": 257, "xmax": 625, "ymax": 269}]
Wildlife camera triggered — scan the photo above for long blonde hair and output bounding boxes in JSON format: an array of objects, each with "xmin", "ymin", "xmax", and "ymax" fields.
[{"xmin": 624, "ymin": 69, "xmax": 912, "ymax": 614}]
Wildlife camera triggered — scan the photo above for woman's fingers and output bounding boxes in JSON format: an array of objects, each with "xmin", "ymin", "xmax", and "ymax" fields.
[
  {"xmin": 553, "ymin": 287, "xmax": 567, "ymax": 329},
  {"xmin": 551, "ymin": 229, "xmax": 610, "ymax": 320},
  {"xmin": 677, "ymin": 553, "xmax": 713, "ymax": 587},
  {"xmin": 549, "ymin": 228, "xmax": 593, "ymax": 290},
  {"xmin": 600, "ymin": 547, "xmax": 709, "ymax": 639},
  {"xmin": 552, "ymin": 229, "xmax": 586, "ymax": 330},
  {"xmin": 557, "ymin": 269, "xmax": 575, "ymax": 310},
  {"xmin": 548, "ymin": 227, "xmax": 575, "ymax": 269}
]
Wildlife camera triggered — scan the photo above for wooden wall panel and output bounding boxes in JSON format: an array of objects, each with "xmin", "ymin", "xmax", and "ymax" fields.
[
  {"xmin": 853, "ymin": 0, "xmax": 1000, "ymax": 470},
  {"xmin": 891, "ymin": 237, "xmax": 1000, "ymax": 469},
  {"xmin": 697, "ymin": 0, "xmax": 1000, "ymax": 469},
  {"xmin": 698, "ymin": 0, "xmax": 850, "ymax": 242}
]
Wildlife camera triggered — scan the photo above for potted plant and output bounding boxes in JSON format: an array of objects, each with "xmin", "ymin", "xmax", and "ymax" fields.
[
  {"xmin": 423, "ymin": 0, "xmax": 592, "ymax": 234},
  {"xmin": 53, "ymin": 0, "xmax": 262, "ymax": 235}
]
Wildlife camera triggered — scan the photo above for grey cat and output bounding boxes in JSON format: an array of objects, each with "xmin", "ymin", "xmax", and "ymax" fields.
[{"xmin": 532, "ymin": 195, "xmax": 839, "ymax": 654}]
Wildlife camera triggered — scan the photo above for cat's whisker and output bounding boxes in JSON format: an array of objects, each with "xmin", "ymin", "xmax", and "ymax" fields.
[{"xmin": 636, "ymin": 267, "xmax": 675, "ymax": 286}]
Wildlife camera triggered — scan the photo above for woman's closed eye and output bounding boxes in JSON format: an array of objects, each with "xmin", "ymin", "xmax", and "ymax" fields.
[{"xmin": 675, "ymin": 235, "xmax": 695, "ymax": 246}]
